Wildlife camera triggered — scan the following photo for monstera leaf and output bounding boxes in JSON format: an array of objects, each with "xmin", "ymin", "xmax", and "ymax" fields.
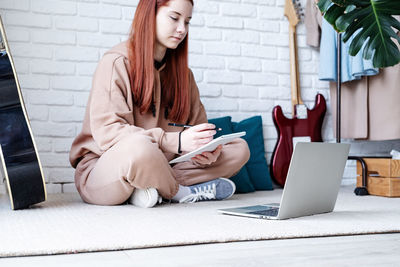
[{"xmin": 318, "ymin": 0, "xmax": 400, "ymax": 68}]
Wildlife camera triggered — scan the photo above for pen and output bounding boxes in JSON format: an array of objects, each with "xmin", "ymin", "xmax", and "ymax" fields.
[{"xmin": 168, "ymin": 123, "xmax": 222, "ymax": 131}]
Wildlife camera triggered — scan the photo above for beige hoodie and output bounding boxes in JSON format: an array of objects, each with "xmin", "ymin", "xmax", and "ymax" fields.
[{"xmin": 69, "ymin": 41, "xmax": 207, "ymax": 168}]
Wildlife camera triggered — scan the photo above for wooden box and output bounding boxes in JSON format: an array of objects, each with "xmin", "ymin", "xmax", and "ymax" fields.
[{"xmin": 356, "ymin": 158, "xmax": 400, "ymax": 197}]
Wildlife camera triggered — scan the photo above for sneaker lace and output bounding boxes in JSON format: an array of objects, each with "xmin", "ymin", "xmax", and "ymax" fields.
[{"xmin": 179, "ymin": 183, "xmax": 216, "ymax": 203}]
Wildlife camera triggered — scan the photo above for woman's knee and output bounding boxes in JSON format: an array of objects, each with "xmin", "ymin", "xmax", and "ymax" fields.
[
  {"xmin": 81, "ymin": 179, "xmax": 133, "ymax": 206},
  {"xmin": 233, "ymin": 138, "xmax": 250, "ymax": 166},
  {"xmin": 116, "ymin": 135, "xmax": 163, "ymax": 164}
]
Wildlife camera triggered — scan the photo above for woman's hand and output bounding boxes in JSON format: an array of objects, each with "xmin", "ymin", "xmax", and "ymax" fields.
[
  {"xmin": 180, "ymin": 123, "xmax": 217, "ymax": 152},
  {"xmin": 191, "ymin": 144, "xmax": 222, "ymax": 166}
]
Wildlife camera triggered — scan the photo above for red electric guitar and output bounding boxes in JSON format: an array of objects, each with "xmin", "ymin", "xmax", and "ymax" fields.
[{"xmin": 270, "ymin": 0, "xmax": 326, "ymax": 187}]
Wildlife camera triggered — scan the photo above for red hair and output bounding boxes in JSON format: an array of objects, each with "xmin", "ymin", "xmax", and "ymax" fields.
[{"xmin": 128, "ymin": 0, "xmax": 193, "ymax": 123}]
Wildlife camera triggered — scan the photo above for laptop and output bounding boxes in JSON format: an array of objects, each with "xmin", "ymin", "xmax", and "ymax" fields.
[{"xmin": 218, "ymin": 142, "xmax": 350, "ymax": 220}]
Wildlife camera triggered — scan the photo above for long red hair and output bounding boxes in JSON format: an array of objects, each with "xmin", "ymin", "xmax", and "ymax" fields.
[{"xmin": 128, "ymin": 0, "xmax": 193, "ymax": 123}]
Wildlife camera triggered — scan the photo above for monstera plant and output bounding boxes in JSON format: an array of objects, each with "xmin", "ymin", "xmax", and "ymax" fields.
[{"xmin": 318, "ymin": 0, "xmax": 400, "ymax": 68}]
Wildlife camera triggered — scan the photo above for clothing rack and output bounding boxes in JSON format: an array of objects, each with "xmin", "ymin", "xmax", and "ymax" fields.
[{"xmin": 335, "ymin": 32, "xmax": 369, "ymax": 196}]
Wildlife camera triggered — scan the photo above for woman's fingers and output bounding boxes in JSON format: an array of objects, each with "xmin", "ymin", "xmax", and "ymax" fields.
[
  {"xmin": 188, "ymin": 123, "xmax": 216, "ymax": 139},
  {"xmin": 196, "ymin": 136, "xmax": 213, "ymax": 145},
  {"xmin": 190, "ymin": 123, "xmax": 216, "ymax": 132},
  {"xmin": 180, "ymin": 123, "xmax": 218, "ymax": 152},
  {"xmin": 209, "ymin": 145, "xmax": 222, "ymax": 161},
  {"xmin": 214, "ymin": 144, "xmax": 223, "ymax": 152},
  {"xmin": 191, "ymin": 145, "xmax": 223, "ymax": 165},
  {"xmin": 192, "ymin": 154, "xmax": 208, "ymax": 164},
  {"xmin": 195, "ymin": 129, "xmax": 216, "ymax": 139}
]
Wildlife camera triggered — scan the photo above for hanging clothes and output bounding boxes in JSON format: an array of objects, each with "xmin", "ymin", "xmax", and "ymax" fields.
[
  {"xmin": 305, "ymin": 0, "xmax": 400, "ymax": 140},
  {"xmin": 319, "ymin": 18, "xmax": 379, "ymax": 82},
  {"xmin": 305, "ymin": 0, "xmax": 322, "ymax": 48},
  {"xmin": 330, "ymin": 65, "xmax": 400, "ymax": 140}
]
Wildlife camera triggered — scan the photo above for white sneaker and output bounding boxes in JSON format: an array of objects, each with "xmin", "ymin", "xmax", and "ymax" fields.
[{"xmin": 129, "ymin": 188, "xmax": 161, "ymax": 208}]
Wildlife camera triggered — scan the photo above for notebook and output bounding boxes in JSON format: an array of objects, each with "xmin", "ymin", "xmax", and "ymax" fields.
[
  {"xmin": 218, "ymin": 142, "xmax": 350, "ymax": 220},
  {"xmin": 169, "ymin": 131, "xmax": 246, "ymax": 164}
]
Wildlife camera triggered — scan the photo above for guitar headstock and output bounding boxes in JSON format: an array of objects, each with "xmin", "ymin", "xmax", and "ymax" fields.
[{"xmin": 284, "ymin": 0, "xmax": 303, "ymax": 27}]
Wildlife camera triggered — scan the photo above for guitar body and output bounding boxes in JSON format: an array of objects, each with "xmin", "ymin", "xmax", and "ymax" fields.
[
  {"xmin": 270, "ymin": 94, "xmax": 326, "ymax": 187},
  {"xmin": 0, "ymin": 17, "xmax": 46, "ymax": 210}
]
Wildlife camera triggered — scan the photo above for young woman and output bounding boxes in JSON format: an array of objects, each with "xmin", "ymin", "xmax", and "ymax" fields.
[{"xmin": 69, "ymin": 0, "xmax": 250, "ymax": 208}]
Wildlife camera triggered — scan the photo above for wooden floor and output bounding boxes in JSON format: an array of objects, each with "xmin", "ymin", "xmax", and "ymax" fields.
[{"xmin": 1, "ymin": 233, "xmax": 400, "ymax": 266}]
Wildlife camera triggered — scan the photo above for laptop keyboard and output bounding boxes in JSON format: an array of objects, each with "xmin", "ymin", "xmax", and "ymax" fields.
[{"xmin": 248, "ymin": 208, "xmax": 279, "ymax": 217}]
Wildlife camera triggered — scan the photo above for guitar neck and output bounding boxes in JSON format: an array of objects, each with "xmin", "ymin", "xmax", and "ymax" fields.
[{"xmin": 288, "ymin": 24, "xmax": 302, "ymax": 116}]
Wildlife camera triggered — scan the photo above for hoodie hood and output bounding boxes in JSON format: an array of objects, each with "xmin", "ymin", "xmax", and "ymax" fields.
[
  {"xmin": 104, "ymin": 40, "xmax": 166, "ymax": 71},
  {"xmin": 104, "ymin": 40, "xmax": 130, "ymax": 59}
]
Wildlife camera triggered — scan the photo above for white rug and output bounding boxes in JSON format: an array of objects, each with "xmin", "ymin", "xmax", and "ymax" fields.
[{"xmin": 1, "ymin": 186, "xmax": 400, "ymax": 257}]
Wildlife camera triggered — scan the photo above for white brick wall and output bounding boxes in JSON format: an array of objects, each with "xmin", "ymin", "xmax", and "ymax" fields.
[{"xmin": 1, "ymin": 0, "xmax": 399, "ymax": 195}]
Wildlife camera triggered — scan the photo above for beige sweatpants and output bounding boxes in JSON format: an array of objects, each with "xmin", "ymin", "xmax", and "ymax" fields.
[{"xmin": 74, "ymin": 135, "xmax": 250, "ymax": 205}]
